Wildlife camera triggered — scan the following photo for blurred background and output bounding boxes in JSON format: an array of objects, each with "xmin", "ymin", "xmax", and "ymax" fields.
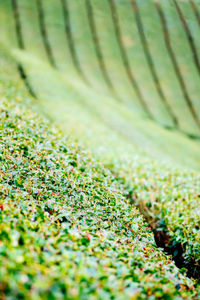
[{"xmin": 0, "ymin": 0, "xmax": 200, "ymax": 170}]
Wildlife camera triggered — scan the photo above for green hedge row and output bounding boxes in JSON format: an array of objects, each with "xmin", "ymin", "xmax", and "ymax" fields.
[
  {"xmin": 0, "ymin": 80, "xmax": 197, "ymax": 299},
  {"xmin": 115, "ymin": 155, "xmax": 200, "ymax": 278}
]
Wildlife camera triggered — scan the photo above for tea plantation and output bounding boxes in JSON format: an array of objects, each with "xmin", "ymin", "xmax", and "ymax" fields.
[{"xmin": 0, "ymin": 0, "xmax": 200, "ymax": 299}]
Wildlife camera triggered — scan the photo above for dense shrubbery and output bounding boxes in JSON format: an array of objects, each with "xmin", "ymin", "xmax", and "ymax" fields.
[
  {"xmin": 0, "ymin": 92, "xmax": 197, "ymax": 299},
  {"xmin": 0, "ymin": 0, "xmax": 200, "ymax": 296},
  {"xmin": 114, "ymin": 155, "xmax": 200, "ymax": 277}
]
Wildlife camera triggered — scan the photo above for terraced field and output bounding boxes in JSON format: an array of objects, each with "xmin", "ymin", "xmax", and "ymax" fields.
[{"xmin": 0, "ymin": 0, "xmax": 200, "ymax": 299}]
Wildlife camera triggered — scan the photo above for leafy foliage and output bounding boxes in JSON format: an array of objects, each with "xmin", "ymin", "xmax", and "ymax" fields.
[
  {"xmin": 0, "ymin": 93, "xmax": 197, "ymax": 299},
  {"xmin": 116, "ymin": 157, "xmax": 200, "ymax": 276},
  {"xmin": 0, "ymin": 0, "xmax": 200, "ymax": 297}
]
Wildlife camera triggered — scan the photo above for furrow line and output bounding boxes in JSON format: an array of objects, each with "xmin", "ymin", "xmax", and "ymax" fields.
[
  {"xmin": 108, "ymin": 0, "xmax": 153, "ymax": 119},
  {"xmin": 155, "ymin": 1, "xmax": 200, "ymax": 130},
  {"xmin": 35, "ymin": 0, "xmax": 56, "ymax": 68},
  {"xmin": 11, "ymin": 0, "xmax": 36, "ymax": 98},
  {"xmin": 173, "ymin": 0, "xmax": 200, "ymax": 78},
  {"xmin": 60, "ymin": 0, "xmax": 89, "ymax": 85},
  {"xmin": 131, "ymin": 0, "xmax": 178, "ymax": 127},
  {"xmin": 85, "ymin": 0, "xmax": 121, "ymax": 101}
]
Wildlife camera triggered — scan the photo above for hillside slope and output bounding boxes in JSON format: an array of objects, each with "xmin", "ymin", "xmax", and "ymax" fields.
[
  {"xmin": 0, "ymin": 0, "xmax": 200, "ymax": 298},
  {"xmin": 0, "ymin": 0, "xmax": 200, "ymax": 170},
  {"xmin": 1, "ymin": 55, "xmax": 198, "ymax": 298}
]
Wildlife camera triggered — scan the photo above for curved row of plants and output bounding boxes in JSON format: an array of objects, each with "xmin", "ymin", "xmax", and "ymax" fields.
[
  {"xmin": 3, "ymin": 0, "xmax": 200, "ymax": 136},
  {"xmin": 0, "ymin": 73, "xmax": 198, "ymax": 298},
  {"xmin": 113, "ymin": 155, "xmax": 200, "ymax": 279}
]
